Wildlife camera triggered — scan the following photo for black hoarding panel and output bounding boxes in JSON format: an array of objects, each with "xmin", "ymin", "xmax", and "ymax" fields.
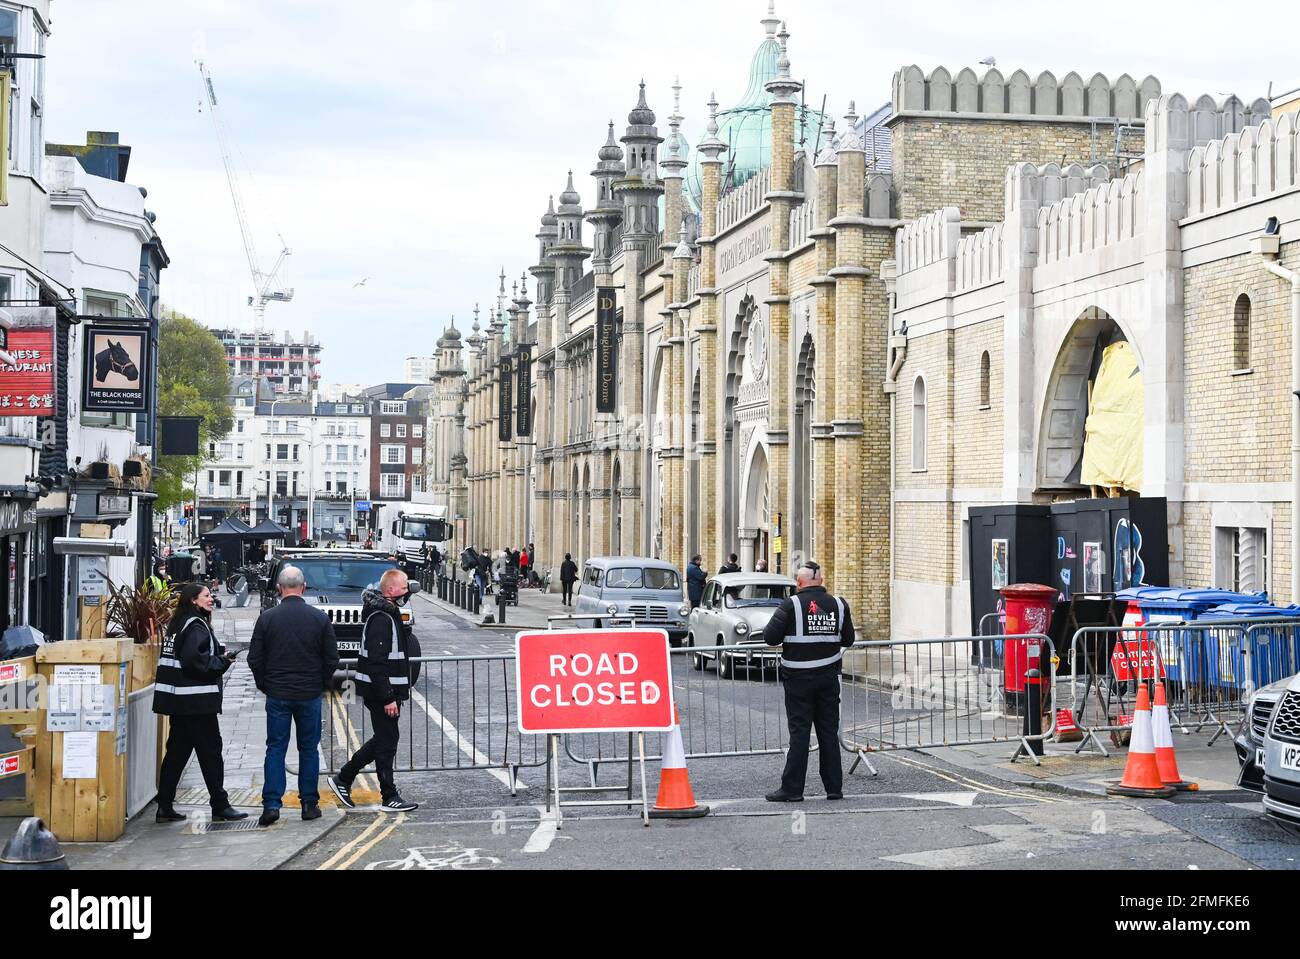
[
  {"xmin": 159, "ymin": 416, "xmax": 201, "ymax": 456},
  {"xmin": 967, "ymin": 505, "xmax": 1053, "ymax": 635},
  {"xmin": 595, "ymin": 288, "xmax": 617, "ymax": 414}
]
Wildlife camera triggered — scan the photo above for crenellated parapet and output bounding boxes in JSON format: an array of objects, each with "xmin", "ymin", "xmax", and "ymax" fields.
[
  {"xmin": 1036, "ymin": 168, "xmax": 1143, "ymax": 265},
  {"xmin": 1186, "ymin": 108, "xmax": 1300, "ymax": 218},
  {"xmin": 955, "ymin": 224, "xmax": 1005, "ymax": 292},
  {"xmin": 896, "ymin": 206, "xmax": 961, "ymax": 275},
  {"xmin": 891, "ymin": 65, "xmax": 1161, "ymax": 121}
]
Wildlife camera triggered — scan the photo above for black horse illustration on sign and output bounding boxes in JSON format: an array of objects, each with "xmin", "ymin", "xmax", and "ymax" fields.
[{"xmin": 94, "ymin": 339, "xmax": 139, "ymax": 383}]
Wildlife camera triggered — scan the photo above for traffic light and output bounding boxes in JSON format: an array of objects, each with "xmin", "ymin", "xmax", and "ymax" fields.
[{"xmin": 184, "ymin": 504, "xmax": 195, "ymax": 519}]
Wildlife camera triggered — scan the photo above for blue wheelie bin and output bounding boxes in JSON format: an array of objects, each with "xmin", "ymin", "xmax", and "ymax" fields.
[
  {"xmin": 1199, "ymin": 603, "xmax": 1300, "ymax": 693},
  {"xmin": 1135, "ymin": 589, "xmax": 1266, "ymax": 690}
]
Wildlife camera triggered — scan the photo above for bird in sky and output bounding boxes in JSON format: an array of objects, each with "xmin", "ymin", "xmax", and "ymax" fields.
[{"xmin": 352, "ymin": 278, "xmax": 369, "ymax": 288}]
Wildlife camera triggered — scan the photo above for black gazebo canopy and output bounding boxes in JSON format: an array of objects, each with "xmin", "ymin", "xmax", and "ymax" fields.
[{"xmin": 245, "ymin": 519, "xmax": 291, "ymax": 542}]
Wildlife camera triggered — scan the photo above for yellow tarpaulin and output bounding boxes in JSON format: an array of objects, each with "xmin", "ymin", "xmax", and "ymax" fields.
[{"xmin": 1081, "ymin": 340, "xmax": 1144, "ymax": 491}]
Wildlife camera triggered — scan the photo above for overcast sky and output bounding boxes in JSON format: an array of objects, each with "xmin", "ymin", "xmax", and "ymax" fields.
[{"xmin": 43, "ymin": 0, "xmax": 1298, "ymax": 385}]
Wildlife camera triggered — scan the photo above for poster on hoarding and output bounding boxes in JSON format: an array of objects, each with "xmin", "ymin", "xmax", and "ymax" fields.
[{"xmin": 0, "ymin": 327, "xmax": 55, "ymax": 417}]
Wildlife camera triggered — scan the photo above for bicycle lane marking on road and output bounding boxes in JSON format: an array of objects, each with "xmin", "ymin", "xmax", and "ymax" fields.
[
  {"xmin": 408, "ymin": 687, "xmax": 527, "ymax": 792},
  {"xmin": 522, "ymin": 804, "xmax": 558, "ymax": 854}
]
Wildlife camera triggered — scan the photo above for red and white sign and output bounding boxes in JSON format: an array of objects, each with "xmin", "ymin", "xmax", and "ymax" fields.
[
  {"xmin": 515, "ymin": 629, "xmax": 675, "ymax": 734},
  {"xmin": 1111, "ymin": 638, "xmax": 1166, "ymax": 682},
  {"xmin": 0, "ymin": 328, "xmax": 55, "ymax": 417},
  {"xmin": 0, "ymin": 661, "xmax": 24, "ymax": 683},
  {"xmin": 0, "ymin": 753, "xmax": 20, "ymax": 778}
]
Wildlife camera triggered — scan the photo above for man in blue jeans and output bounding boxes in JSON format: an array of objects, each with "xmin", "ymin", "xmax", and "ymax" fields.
[{"xmin": 247, "ymin": 566, "xmax": 340, "ymax": 827}]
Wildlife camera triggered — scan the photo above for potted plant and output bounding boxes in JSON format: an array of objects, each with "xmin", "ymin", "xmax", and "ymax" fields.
[{"xmin": 105, "ymin": 579, "xmax": 177, "ymax": 690}]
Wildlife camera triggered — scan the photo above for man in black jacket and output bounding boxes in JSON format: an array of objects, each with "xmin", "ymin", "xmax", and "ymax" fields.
[
  {"xmin": 559, "ymin": 553, "xmax": 578, "ymax": 606},
  {"xmin": 248, "ymin": 565, "xmax": 341, "ymax": 826},
  {"xmin": 329, "ymin": 569, "xmax": 418, "ymax": 812},
  {"xmin": 762, "ymin": 560, "xmax": 856, "ymax": 802}
]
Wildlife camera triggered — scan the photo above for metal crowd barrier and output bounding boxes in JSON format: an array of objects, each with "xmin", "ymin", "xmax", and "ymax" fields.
[
  {"xmin": 1064, "ymin": 618, "xmax": 1300, "ymax": 755},
  {"xmin": 325, "ymin": 655, "xmax": 546, "ymax": 794},
  {"xmin": 839, "ymin": 635, "xmax": 1056, "ymax": 773},
  {"xmin": 324, "ymin": 632, "xmax": 1067, "ymax": 791}
]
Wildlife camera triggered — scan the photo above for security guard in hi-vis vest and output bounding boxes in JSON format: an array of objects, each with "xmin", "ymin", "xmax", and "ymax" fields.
[{"xmin": 761, "ymin": 560, "xmax": 856, "ymax": 802}]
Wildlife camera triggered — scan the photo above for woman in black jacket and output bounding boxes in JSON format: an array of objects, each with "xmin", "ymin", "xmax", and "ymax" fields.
[{"xmin": 153, "ymin": 584, "xmax": 248, "ymax": 823}]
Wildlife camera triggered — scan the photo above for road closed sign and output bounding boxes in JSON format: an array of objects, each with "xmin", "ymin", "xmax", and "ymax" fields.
[{"xmin": 515, "ymin": 629, "xmax": 675, "ymax": 734}]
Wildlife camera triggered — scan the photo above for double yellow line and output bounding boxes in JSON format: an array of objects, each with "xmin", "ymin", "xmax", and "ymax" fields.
[
  {"xmin": 888, "ymin": 752, "xmax": 1066, "ymax": 805},
  {"xmin": 318, "ymin": 690, "xmax": 393, "ymax": 871}
]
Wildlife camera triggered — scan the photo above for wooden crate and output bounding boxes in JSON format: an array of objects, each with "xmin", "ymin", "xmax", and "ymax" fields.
[
  {"xmin": 34, "ymin": 640, "xmax": 135, "ymax": 843},
  {"xmin": 0, "ymin": 655, "xmax": 38, "ymax": 726}
]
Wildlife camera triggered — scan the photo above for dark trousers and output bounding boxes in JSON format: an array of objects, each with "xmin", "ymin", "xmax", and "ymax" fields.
[
  {"xmin": 339, "ymin": 700, "xmax": 401, "ymax": 800},
  {"xmin": 157, "ymin": 713, "xmax": 230, "ymax": 812},
  {"xmin": 262, "ymin": 696, "xmax": 322, "ymax": 810},
  {"xmin": 780, "ymin": 670, "xmax": 843, "ymax": 796},
  {"xmin": 561, "ymin": 581, "xmax": 574, "ymax": 605}
]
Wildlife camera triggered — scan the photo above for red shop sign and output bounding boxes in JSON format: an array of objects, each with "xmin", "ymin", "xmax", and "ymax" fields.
[{"xmin": 0, "ymin": 328, "xmax": 55, "ymax": 417}]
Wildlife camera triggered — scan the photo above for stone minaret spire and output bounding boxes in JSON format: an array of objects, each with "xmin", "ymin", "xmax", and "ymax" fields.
[
  {"xmin": 660, "ymin": 76, "xmax": 689, "ymax": 286},
  {"xmin": 588, "ymin": 121, "xmax": 627, "ymax": 277},
  {"xmin": 761, "ymin": 0, "xmax": 780, "ymax": 38}
]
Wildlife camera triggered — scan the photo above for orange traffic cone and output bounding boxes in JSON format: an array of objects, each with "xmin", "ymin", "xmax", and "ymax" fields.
[
  {"xmin": 649, "ymin": 706, "xmax": 709, "ymax": 820},
  {"xmin": 1106, "ymin": 685, "xmax": 1176, "ymax": 798},
  {"xmin": 1151, "ymin": 681, "xmax": 1197, "ymax": 791}
]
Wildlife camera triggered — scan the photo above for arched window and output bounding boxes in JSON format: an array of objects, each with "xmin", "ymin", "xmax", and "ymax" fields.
[
  {"xmin": 979, "ymin": 351, "xmax": 991, "ymax": 408},
  {"xmin": 1233, "ymin": 294, "xmax": 1251, "ymax": 370},
  {"xmin": 912, "ymin": 376, "xmax": 927, "ymax": 471}
]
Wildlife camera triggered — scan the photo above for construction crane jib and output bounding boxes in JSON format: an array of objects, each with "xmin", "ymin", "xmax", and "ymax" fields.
[{"xmin": 197, "ymin": 59, "xmax": 294, "ymax": 330}]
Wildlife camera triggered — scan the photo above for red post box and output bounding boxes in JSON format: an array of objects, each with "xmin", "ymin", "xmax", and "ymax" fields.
[{"xmin": 999, "ymin": 583, "xmax": 1057, "ymax": 702}]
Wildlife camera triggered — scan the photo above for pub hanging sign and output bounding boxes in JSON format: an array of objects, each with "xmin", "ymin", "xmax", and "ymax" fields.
[
  {"xmin": 82, "ymin": 323, "xmax": 151, "ymax": 413},
  {"xmin": 498, "ymin": 355, "xmax": 513, "ymax": 443},
  {"xmin": 516, "ymin": 345, "xmax": 532, "ymax": 437},
  {"xmin": 595, "ymin": 287, "xmax": 618, "ymax": 414}
]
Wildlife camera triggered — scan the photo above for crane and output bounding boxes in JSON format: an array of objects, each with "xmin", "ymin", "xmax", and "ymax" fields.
[{"xmin": 197, "ymin": 59, "xmax": 294, "ymax": 330}]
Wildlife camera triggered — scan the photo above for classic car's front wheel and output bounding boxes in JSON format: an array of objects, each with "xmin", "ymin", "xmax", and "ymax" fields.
[
  {"xmin": 717, "ymin": 639, "xmax": 734, "ymax": 679},
  {"xmin": 689, "ymin": 635, "xmax": 705, "ymax": 671}
]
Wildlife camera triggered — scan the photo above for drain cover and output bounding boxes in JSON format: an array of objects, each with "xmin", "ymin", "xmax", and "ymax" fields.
[{"xmin": 195, "ymin": 819, "xmax": 261, "ymax": 833}]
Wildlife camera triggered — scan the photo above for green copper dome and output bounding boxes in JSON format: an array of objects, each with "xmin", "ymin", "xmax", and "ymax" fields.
[{"xmin": 684, "ymin": 25, "xmax": 827, "ymax": 211}]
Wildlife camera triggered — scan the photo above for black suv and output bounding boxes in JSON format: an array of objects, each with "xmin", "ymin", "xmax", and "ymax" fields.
[{"xmin": 262, "ymin": 549, "xmax": 417, "ymax": 656}]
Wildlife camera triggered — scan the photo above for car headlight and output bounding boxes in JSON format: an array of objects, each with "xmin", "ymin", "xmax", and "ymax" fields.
[
  {"xmin": 678, "ymin": 604, "xmax": 692, "ymax": 617},
  {"xmin": 606, "ymin": 604, "xmax": 619, "ymax": 617},
  {"xmin": 734, "ymin": 621, "xmax": 750, "ymax": 636}
]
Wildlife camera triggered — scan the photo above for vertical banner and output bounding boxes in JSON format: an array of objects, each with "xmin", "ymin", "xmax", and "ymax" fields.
[
  {"xmin": 498, "ymin": 356, "xmax": 513, "ymax": 443},
  {"xmin": 595, "ymin": 287, "xmax": 618, "ymax": 414},
  {"xmin": 516, "ymin": 345, "xmax": 532, "ymax": 437}
]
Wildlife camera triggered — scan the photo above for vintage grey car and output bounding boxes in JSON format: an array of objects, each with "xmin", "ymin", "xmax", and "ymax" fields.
[
  {"xmin": 687, "ymin": 573, "xmax": 796, "ymax": 678},
  {"xmin": 573, "ymin": 556, "xmax": 692, "ymax": 644}
]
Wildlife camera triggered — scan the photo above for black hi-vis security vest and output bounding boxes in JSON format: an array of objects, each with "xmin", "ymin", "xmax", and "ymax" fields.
[
  {"xmin": 353, "ymin": 609, "xmax": 411, "ymax": 704},
  {"xmin": 153, "ymin": 617, "xmax": 224, "ymax": 716},
  {"xmin": 780, "ymin": 589, "xmax": 852, "ymax": 675}
]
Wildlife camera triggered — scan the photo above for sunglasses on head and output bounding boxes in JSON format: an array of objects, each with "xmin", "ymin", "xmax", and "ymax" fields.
[{"xmin": 801, "ymin": 561, "xmax": 821, "ymax": 574}]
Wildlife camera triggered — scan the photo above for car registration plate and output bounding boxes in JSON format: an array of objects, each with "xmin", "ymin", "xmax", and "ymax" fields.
[
  {"xmin": 1256, "ymin": 748, "xmax": 1266, "ymax": 769},
  {"xmin": 337, "ymin": 642, "xmax": 360, "ymax": 653},
  {"xmin": 1282, "ymin": 745, "xmax": 1300, "ymax": 773}
]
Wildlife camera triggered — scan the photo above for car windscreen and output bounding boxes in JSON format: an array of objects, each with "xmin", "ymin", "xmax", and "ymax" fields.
[
  {"xmin": 292, "ymin": 559, "xmax": 395, "ymax": 591},
  {"xmin": 724, "ymin": 584, "xmax": 794, "ymax": 607},
  {"xmin": 606, "ymin": 568, "xmax": 680, "ymax": 590}
]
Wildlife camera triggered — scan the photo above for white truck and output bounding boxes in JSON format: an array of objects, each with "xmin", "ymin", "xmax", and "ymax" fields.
[{"xmin": 376, "ymin": 495, "xmax": 452, "ymax": 569}]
